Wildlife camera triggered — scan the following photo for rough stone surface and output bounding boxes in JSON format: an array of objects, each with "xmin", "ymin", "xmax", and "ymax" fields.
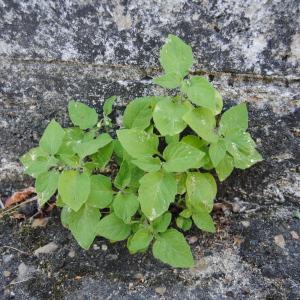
[{"xmin": 0, "ymin": 1, "xmax": 299, "ymax": 299}]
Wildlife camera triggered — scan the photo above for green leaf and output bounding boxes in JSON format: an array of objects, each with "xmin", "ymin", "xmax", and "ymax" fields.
[
  {"xmin": 138, "ymin": 170, "xmax": 177, "ymax": 221},
  {"xmin": 219, "ymin": 103, "xmax": 248, "ymax": 135},
  {"xmin": 180, "ymin": 209, "xmax": 192, "ymax": 218},
  {"xmin": 185, "ymin": 76, "xmax": 221, "ymax": 114},
  {"xmin": 97, "ymin": 213, "xmax": 131, "ymax": 241},
  {"xmin": 86, "ymin": 175, "xmax": 113, "ymax": 208},
  {"xmin": 114, "ymin": 160, "xmax": 132, "ymax": 189},
  {"xmin": 39, "ymin": 120, "xmax": 65, "ymax": 155},
  {"xmin": 175, "ymin": 173, "xmax": 187, "ymax": 195},
  {"xmin": 192, "ymin": 211, "xmax": 216, "ymax": 233},
  {"xmin": 215, "ymin": 153, "xmax": 234, "ymax": 181},
  {"xmin": 153, "ymin": 73, "xmax": 182, "ymax": 89},
  {"xmin": 153, "ymin": 99, "xmax": 189, "ymax": 136},
  {"xmin": 152, "ymin": 212, "xmax": 172, "ymax": 233},
  {"xmin": 113, "ymin": 192, "xmax": 139, "ymax": 223},
  {"xmin": 176, "ymin": 216, "xmax": 192, "ymax": 231},
  {"xmin": 159, "ymin": 34, "xmax": 194, "ymax": 77},
  {"xmin": 61, "ymin": 205, "xmax": 100, "ymax": 249},
  {"xmin": 165, "ymin": 134, "xmax": 179, "ymax": 145},
  {"xmin": 91, "ymin": 142, "xmax": 114, "ymax": 169},
  {"xmin": 128, "ymin": 228, "xmax": 153, "ymax": 254},
  {"xmin": 103, "ymin": 96, "xmax": 117, "ymax": 116},
  {"xmin": 209, "ymin": 139, "xmax": 226, "ymax": 167},
  {"xmin": 35, "ymin": 170, "xmax": 59, "ymax": 205},
  {"xmin": 73, "ymin": 133, "xmax": 112, "ymax": 159},
  {"xmin": 186, "ymin": 172, "xmax": 217, "ymax": 213},
  {"xmin": 20, "ymin": 148, "xmax": 57, "ymax": 177},
  {"xmin": 214, "ymin": 90, "xmax": 223, "ymax": 115},
  {"xmin": 58, "ymin": 170, "xmax": 91, "ymax": 211},
  {"xmin": 225, "ymin": 131, "xmax": 262, "ymax": 169},
  {"xmin": 117, "ymin": 129, "xmax": 159, "ymax": 159},
  {"xmin": 68, "ymin": 100, "xmax": 98, "ymax": 129},
  {"xmin": 131, "ymin": 157, "xmax": 161, "ymax": 172},
  {"xmin": 163, "ymin": 142, "xmax": 205, "ymax": 172},
  {"xmin": 181, "ymin": 135, "xmax": 208, "ymax": 149},
  {"xmin": 123, "ymin": 97, "xmax": 160, "ymax": 130},
  {"xmin": 182, "ymin": 108, "xmax": 218, "ymax": 143},
  {"xmin": 152, "ymin": 229, "xmax": 194, "ymax": 268},
  {"xmin": 128, "ymin": 163, "xmax": 145, "ymax": 189}
]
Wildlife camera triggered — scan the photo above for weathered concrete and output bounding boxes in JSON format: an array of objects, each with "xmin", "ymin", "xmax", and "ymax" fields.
[{"xmin": 0, "ymin": 0, "xmax": 299, "ymax": 299}]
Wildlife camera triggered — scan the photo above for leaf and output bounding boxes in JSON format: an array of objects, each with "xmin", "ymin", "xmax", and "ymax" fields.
[
  {"xmin": 153, "ymin": 73, "xmax": 182, "ymax": 89},
  {"xmin": 39, "ymin": 120, "xmax": 65, "ymax": 155},
  {"xmin": 163, "ymin": 142, "xmax": 205, "ymax": 172},
  {"xmin": 219, "ymin": 103, "xmax": 248, "ymax": 135},
  {"xmin": 152, "ymin": 229, "xmax": 194, "ymax": 268},
  {"xmin": 181, "ymin": 135, "xmax": 208, "ymax": 149},
  {"xmin": 113, "ymin": 192, "xmax": 139, "ymax": 223},
  {"xmin": 175, "ymin": 172, "xmax": 187, "ymax": 195},
  {"xmin": 73, "ymin": 133, "xmax": 112, "ymax": 159},
  {"xmin": 4, "ymin": 187, "xmax": 35, "ymax": 208},
  {"xmin": 185, "ymin": 76, "xmax": 221, "ymax": 114},
  {"xmin": 35, "ymin": 170, "xmax": 59, "ymax": 205},
  {"xmin": 152, "ymin": 212, "xmax": 172, "ymax": 233},
  {"xmin": 176, "ymin": 216, "xmax": 192, "ymax": 231},
  {"xmin": 123, "ymin": 97, "xmax": 160, "ymax": 130},
  {"xmin": 117, "ymin": 129, "xmax": 159, "ymax": 159},
  {"xmin": 225, "ymin": 131, "xmax": 262, "ymax": 169},
  {"xmin": 68, "ymin": 100, "xmax": 98, "ymax": 129},
  {"xmin": 214, "ymin": 90, "xmax": 223, "ymax": 115},
  {"xmin": 97, "ymin": 213, "xmax": 131, "ymax": 241},
  {"xmin": 91, "ymin": 142, "xmax": 114, "ymax": 169},
  {"xmin": 192, "ymin": 212, "xmax": 216, "ymax": 233},
  {"xmin": 20, "ymin": 148, "xmax": 58, "ymax": 177},
  {"xmin": 209, "ymin": 139, "xmax": 226, "ymax": 167},
  {"xmin": 128, "ymin": 163, "xmax": 145, "ymax": 189},
  {"xmin": 103, "ymin": 96, "xmax": 117, "ymax": 116},
  {"xmin": 58, "ymin": 170, "xmax": 91, "ymax": 211},
  {"xmin": 182, "ymin": 108, "xmax": 218, "ymax": 143},
  {"xmin": 215, "ymin": 153, "xmax": 234, "ymax": 181},
  {"xmin": 153, "ymin": 99, "xmax": 189, "ymax": 136},
  {"xmin": 114, "ymin": 160, "xmax": 132, "ymax": 189},
  {"xmin": 159, "ymin": 34, "xmax": 194, "ymax": 77},
  {"xmin": 165, "ymin": 134, "xmax": 179, "ymax": 145},
  {"xmin": 131, "ymin": 157, "xmax": 161, "ymax": 172},
  {"xmin": 128, "ymin": 228, "xmax": 153, "ymax": 254},
  {"xmin": 86, "ymin": 175, "xmax": 113, "ymax": 208},
  {"xmin": 138, "ymin": 170, "xmax": 177, "ymax": 221},
  {"xmin": 186, "ymin": 172, "xmax": 217, "ymax": 213},
  {"xmin": 61, "ymin": 205, "xmax": 100, "ymax": 249}
]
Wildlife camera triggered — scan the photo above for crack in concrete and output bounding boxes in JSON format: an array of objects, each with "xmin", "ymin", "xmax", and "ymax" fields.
[{"xmin": 1, "ymin": 58, "xmax": 299, "ymax": 83}]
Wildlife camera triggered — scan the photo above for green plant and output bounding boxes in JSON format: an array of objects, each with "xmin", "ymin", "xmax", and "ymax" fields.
[{"xmin": 20, "ymin": 35, "xmax": 262, "ymax": 268}]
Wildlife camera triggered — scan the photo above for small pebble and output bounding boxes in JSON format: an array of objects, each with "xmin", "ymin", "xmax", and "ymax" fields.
[
  {"xmin": 2, "ymin": 254, "xmax": 13, "ymax": 264},
  {"xmin": 290, "ymin": 231, "xmax": 299, "ymax": 240},
  {"xmin": 68, "ymin": 250, "xmax": 76, "ymax": 258},
  {"xmin": 241, "ymin": 221, "xmax": 250, "ymax": 228},
  {"xmin": 274, "ymin": 234, "xmax": 285, "ymax": 249},
  {"xmin": 3, "ymin": 270, "xmax": 11, "ymax": 277},
  {"xmin": 34, "ymin": 242, "xmax": 58, "ymax": 256},
  {"xmin": 106, "ymin": 254, "xmax": 118, "ymax": 260},
  {"xmin": 93, "ymin": 244, "xmax": 100, "ymax": 250},
  {"xmin": 232, "ymin": 203, "xmax": 241, "ymax": 213},
  {"xmin": 133, "ymin": 273, "xmax": 145, "ymax": 282},
  {"xmin": 101, "ymin": 244, "xmax": 108, "ymax": 251},
  {"xmin": 188, "ymin": 236, "xmax": 198, "ymax": 244},
  {"xmin": 128, "ymin": 282, "xmax": 134, "ymax": 290},
  {"xmin": 155, "ymin": 287, "xmax": 166, "ymax": 296}
]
